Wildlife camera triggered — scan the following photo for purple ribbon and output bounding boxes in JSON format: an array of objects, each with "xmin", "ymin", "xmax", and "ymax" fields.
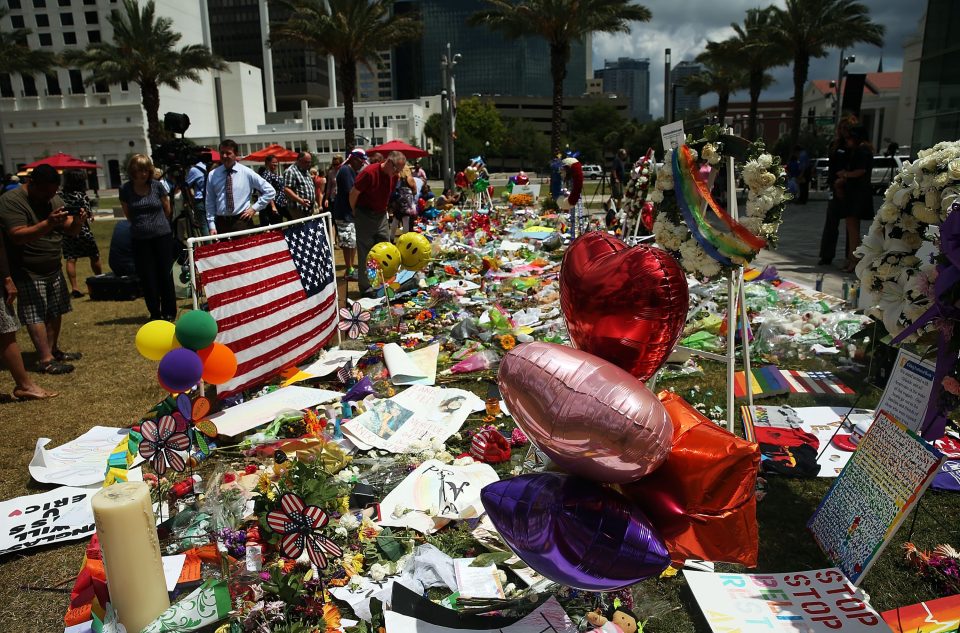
[{"xmin": 891, "ymin": 203, "xmax": 960, "ymax": 439}]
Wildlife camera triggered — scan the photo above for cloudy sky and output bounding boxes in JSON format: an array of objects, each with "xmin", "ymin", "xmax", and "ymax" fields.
[{"xmin": 592, "ymin": 0, "xmax": 924, "ymax": 118}]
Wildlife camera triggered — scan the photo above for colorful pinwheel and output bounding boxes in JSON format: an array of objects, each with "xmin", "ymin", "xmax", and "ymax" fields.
[
  {"xmin": 338, "ymin": 303, "xmax": 371, "ymax": 339},
  {"xmin": 177, "ymin": 393, "xmax": 217, "ymax": 456},
  {"xmin": 266, "ymin": 493, "xmax": 343, "ymax": 569},
  {"xmin": 138, "ymin": 415, "xmax": 190, "ymax": 474}
]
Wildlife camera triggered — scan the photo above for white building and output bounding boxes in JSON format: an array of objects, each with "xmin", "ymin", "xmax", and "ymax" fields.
[
  {"xmin": 192, "ymin": 96, "xmax": 440, "ymax": 167},
  {"xmin": 0, "ymin": 0, "xmax": 248, "ymax": 188},
  {"xmin": 802, "ymin": 72, "xmax": 905, "ymax": 152}
]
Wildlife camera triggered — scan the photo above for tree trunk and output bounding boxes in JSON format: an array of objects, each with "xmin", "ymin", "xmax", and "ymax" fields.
[
  {"xmin": 549, "ymin": 41, "xmax": 570, "ymax": 157},
  {"xmin": 340, "ymin": 56, "xmax": 357, "ymax": 151},
  {"xmin": 717, "ymin": 91, "xmax": 730, "ymax": 128},
  {"xmin": 141, "ymin": 79, "xmax": 162, "ymax": 148},
  {"xmin": 748, "ymin": 71, "xmax": 761, "ymax": 142},
  {"xmin": 789, "ymin": 52, "xmax": 808, "ymax": 147}
]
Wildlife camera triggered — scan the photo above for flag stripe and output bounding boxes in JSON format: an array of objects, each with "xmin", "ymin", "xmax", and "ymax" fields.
[{"xmin": 194, "ymin": 218, "xmax": 337, "ymax": 399}]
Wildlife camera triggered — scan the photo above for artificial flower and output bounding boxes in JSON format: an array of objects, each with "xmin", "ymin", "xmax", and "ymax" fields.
[
  {"xmin": 139, "ymin": 415, "xmax": 190, "ymax": 475},
  {"xmin": 266, "ymin": 493, "xmax": 343, "ymax": 569}
]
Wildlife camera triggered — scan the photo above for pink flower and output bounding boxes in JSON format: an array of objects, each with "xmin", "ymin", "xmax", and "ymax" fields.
[{"xmin": 943, "ymin": 376, "xmax": 960, "ymax": 396}]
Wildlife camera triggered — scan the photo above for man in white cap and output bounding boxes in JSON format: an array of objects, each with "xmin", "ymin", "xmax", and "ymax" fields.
[{"xmin": 333, "ymin": 148, "xmax": 368, "ymax": 281}]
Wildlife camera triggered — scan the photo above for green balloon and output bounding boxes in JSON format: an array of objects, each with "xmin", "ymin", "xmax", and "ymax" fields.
[{"xmin": 175, "ymin": 310, "xmax": 218, "ymax": 351}]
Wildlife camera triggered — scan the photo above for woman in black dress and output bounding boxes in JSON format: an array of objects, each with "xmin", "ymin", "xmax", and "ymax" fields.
[
  {"xmin": 835, "ymin": 125, "xmax": 874, "ymax": 272},
  {"xmin": 119, "ymin": 154, "xmax": 176, "ymax": 320},
  {"xmin": 60, "ymin": 169, "xmax": 102, "ymax": 297},
  {"xmin": 818, "ymin": 117, "xmax": 854, "ymax": 266}
]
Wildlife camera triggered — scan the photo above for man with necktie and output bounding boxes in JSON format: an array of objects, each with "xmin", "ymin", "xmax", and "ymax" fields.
[{"xmin": 205, "ymin": 139, "xmax": 276, "ymax": 235}]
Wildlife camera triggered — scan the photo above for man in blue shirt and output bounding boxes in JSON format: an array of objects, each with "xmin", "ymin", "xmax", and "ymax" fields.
[
  {"xmin": 334, "ymin": 148, "xmax": 367, "ymax": 281},
  {"xmin": 205, "ymin": 139, "xmax": 275, "ymax": 235},
  {"xmin": 185, "ymin": 159, "xmax": 210, "ymax": 236}
]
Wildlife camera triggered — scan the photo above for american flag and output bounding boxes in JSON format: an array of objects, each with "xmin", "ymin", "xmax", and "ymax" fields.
[{"xmin": 194, "ymin": 218, "xmax": 338, "ymax": 398}]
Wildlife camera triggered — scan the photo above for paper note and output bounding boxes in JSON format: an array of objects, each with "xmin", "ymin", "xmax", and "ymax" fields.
[
  {"xmin": 383, "ymin": 343, "xmax": 439, "ymax": 386},
  {"xmin": 162, "ymin": 554, "xmax": 186, "ymax": 592},
  {"xmin": 454, "ymin": 558, "xmax": 505, "ymax": 598},
  {"xmin": 282, "ymin": 349, "xmax": 368, "ymax": 386},
  {"xmin": 876, "ymin": 348, "xmax": 935, "ymax": 433},
  {"xmin": 29, "ymin": 426, "xmax": 129, "ymax": 486},
  {"xmin": 209, "ymin": 386, "xmax": 344, "ymax": 437}
]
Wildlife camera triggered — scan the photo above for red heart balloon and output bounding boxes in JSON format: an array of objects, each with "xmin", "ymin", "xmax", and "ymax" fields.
[{"xmin": 560, "ymin": 232, "xmax": 689, "ymax": 381}]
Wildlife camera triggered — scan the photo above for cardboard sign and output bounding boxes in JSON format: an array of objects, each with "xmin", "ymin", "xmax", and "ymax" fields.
[
  {"xmin": 875, "ymin": 348, "xmax": 935, "ymax": 433},
  {"xmin": 0, "ymin": 487, "xmax": 97, "ymax": 555},
  {"xmin": 808, "ymin": 410, "xmax": 942, "ymax": 583},
  {"xmin": 685, "ymin": 568, "xmax": 886, "ymax": 633}
]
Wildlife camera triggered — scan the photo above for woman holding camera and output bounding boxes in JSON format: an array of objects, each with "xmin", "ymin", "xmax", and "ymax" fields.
[
  {"xmin": 119, "ymin": 154, "xmax": 176, "ymax": 321},
  {"xmin": 60, "ymin": 169, "xmax": 102, "ymax": 298}
]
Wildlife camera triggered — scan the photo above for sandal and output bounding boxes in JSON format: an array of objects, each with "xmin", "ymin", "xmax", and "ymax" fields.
[
  {"xmin": 53, "ymin": 350, "xmax": 82, "ymax": 361},
  {"xmin": 13, "ymin": 388, "xmax": 58, "ymax": 400},
  {"xmin": 34, "ymin": 360, "xmax": 75, "ymax": 374}
]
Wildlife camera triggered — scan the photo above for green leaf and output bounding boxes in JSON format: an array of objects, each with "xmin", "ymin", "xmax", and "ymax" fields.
[
  {"xmin": 470, "ymin": 551, "xmax": 513, "ymax": 567},
  {"xmin": 377, "ymin": 527, "xmax": 404, "ymax": 561}
]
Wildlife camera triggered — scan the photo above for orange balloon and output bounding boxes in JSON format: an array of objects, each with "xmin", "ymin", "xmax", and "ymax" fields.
[
  {"xmin": 621, "ymin": 391, "xmax": 760, "ymax": 567},
  {"xmin": 197, "ymin": 342, "xmax": 237, "ymax": 385}
]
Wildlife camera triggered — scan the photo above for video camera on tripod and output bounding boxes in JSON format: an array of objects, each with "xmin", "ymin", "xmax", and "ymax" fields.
[{"xmin": 151, "ymin": 112, "xmax": 213, "ymax": 185}]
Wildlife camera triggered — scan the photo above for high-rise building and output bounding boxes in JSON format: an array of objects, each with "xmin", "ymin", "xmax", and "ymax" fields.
[
  {"xmin": 912, "ymin": 0, "xmax": 958, "ymax": 152},
  {"xmin": 207, "ymin": 0, "xmax": 332, "ymax": 113},
  {"xmin": 0, "ymin": 0, "xmax": 223, "ymax": 186},
  {"xmin": 596, "ymin": 57, "xmax": 651, "ymax": 122},
  {"xmin": 357, "ymin": 50, "xmax": 395, "ymax": 103},
  {"xmin": 671, "ymin": 60, "xmax": 703, "ymax": 119},
  {"xmin": 394, "ymin": 0, "xmax": 588, "ymax": 99}
]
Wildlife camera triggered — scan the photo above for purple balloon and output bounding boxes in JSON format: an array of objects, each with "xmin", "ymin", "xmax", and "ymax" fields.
[
  {"xmin": 481, "ymin": 473, "xmax": 669, "ymax": 591},
  {"xmin": 157, "ymin": 348, "xmax": 203, "ymax": 393}
]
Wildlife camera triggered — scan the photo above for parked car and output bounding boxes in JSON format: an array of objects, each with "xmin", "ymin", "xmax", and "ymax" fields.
[
  {"xmin": 812, "ymin": 158, "xmax": 830, "ymax": 191},
  {"xmin": 871, "ymin": 155, "xmax": 908, "ymax": 193},
  {"xmin": 582, "ymin": 164, "xmax": 603, "ymax": 180}
]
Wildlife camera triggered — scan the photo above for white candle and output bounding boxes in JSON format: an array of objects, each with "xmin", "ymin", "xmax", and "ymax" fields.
[{"xmin": 92, "ymin": 482, "xmax": 170, "ymax": 633}]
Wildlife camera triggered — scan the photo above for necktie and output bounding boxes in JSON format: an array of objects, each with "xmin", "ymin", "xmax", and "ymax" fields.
[{"xmin": 225, "ymin": 168, "xmax": 235, "ymax": 214}]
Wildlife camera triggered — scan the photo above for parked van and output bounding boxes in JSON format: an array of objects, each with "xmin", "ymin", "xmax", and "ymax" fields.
[{"xmin": 871, "ymin": 155, "xmax": 908, "ymax": 193}]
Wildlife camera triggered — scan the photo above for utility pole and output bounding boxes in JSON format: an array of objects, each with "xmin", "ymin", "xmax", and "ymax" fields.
[
  {"xmin": 440, "ymin": 42, "xmax": 461, "ymax": 191},
  {"xmin": 834, "ymin": 49, "xmax": 856, "ymax": 126},
  {"xmin": 664, "ymin": 48, "xmax": 672, "ymax": 123}
]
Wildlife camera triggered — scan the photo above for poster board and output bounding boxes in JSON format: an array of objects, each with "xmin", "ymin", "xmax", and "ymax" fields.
[
  {"xmin": 684, "ymin": 568, "xmax": 886, "ymax": 633},
  {"xmin": 0, "ymin": 487, "xmax": 97, "ymax": 555},
  {"xmin": 660, "ymin": 121, "xmax": 686, "ymax": 151},
  {"xmin": 875, "ymin": 348, "xmax": 935, "ymax": 433},
  {"xmin": 808, "ymin": 410, "xmax": 942, "ymax": 584}
]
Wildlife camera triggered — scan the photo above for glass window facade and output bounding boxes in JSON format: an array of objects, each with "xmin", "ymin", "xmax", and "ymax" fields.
[{"xmin": 912, "ymin": 0, "xmax": 960, "ymax": 152}]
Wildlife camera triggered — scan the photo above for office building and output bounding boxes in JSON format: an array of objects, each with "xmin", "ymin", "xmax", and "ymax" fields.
[
  {"xmin": 670, "ymin": 60, "xmax": 703, "ymax": 119},
  {"xmin": 0, "ymin": 0, "xmax": 224, "ymax": 187},
  {"xmin": 912, "ymin": 0, "xmax": 958, "ymax": 152},
  {"xmin": 394, "ymin": 0, "xmax": 588, "ymax": 99},
  {"xmin": 207, "ymin": 0, "xmax": 333, "ymax": 113},
  {"xmin": 596, "ymin": 57, "xmax": 651, "ymax": 122},
  {"xmin": 357, "ymin": 50, "xmax": 395, "ymax": 102}
]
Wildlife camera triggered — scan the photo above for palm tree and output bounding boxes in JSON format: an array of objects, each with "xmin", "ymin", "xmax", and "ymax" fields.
[
  {"xmin": 772, "ymin": 0, "xmax": 884, "ymax": 146},
  {"xmin": 469, "ymin": 0, "xmax": 651, "ymax": 156},
  {"xmin": 270, "ymin": 0, "xmax": 422, "ymax": 150},
  {"xmin": 0, "ymin": 8, "xmax": 57, "ymax": 75},
  {"xmin": 709, "ymin": 7, "xmax": 787, "ymax": 141},
  {"xmin": 685, "ymin": 42, "xmax": 750, "ymax": 127},
  {"xmin": 62, "ymin": 0, "xmax": 226, "ymax": 148}
]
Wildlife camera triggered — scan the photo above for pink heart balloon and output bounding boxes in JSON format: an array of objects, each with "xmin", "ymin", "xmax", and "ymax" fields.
[
  {"xmin": 560, "ymin": 232, "xmax": 689, "ymax": 381},
  {"xmin": 498, "ymin": 342, "xmax": 672, "ymax": 484}
]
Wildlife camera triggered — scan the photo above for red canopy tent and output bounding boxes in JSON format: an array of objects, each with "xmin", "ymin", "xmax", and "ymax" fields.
[
  {"xmin": 241, "ymin": 144, "xmax": 299, "ymax": 162},
  {"xmin": 367, "ymin": 140, "xmax": 429, "ymax": 159},
  {"xmin": 24, "ymin": 152, "xmax": 99, "ymax": 170}
]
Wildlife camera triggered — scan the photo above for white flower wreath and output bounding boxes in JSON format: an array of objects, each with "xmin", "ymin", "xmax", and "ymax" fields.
[
  {"xmin": 855, "ymin": 140, "xmax": 960, "ymax": 337},
  {"xmin": 651, "ymin": 132, "xmax": 787, "ymax": 280}
]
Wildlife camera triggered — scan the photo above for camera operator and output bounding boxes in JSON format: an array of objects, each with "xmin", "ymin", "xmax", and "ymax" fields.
[{"xmin": 185, "ymin": 156, "xmax": 211, "ymax": 236}]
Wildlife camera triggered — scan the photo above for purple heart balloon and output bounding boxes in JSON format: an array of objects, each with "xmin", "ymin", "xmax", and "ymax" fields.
[{"xmin": 481, "ymin": 473, "xmax": 669, "ymax": 591}]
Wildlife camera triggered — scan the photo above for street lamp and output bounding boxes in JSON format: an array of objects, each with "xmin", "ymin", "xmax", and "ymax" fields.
[
  {"xmin": 834, "ymin": 50, "xmax": 856, "ymax": 126},
  {"xmin": 440, "ymin": 43, "xmax": 461, "ymax": 191}
]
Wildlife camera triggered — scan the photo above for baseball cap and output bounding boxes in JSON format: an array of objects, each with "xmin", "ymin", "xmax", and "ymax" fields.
[
  {"xmin": 347, "ymin": 148, "xmax": 368, "ymax": 163},
  {"xmin": 832, "ymin": 419, "xmax": 872, "ymax": 452}
]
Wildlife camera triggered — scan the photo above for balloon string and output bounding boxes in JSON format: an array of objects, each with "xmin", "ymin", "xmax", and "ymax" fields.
[{"xmin": 679, "ymin": 145, "xmax": 767, "ymax": 251}]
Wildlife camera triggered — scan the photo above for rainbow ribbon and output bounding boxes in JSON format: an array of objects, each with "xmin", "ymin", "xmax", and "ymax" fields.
[{"xmin": 671, "ymin": 145, "xmax": 767, "ymax": 264}]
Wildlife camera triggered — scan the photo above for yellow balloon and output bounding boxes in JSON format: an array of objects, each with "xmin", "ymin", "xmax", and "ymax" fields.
[
  {"xmin": 135, "ymin": 320, "xmax": 179, "ymax": 361},
  {"xmin": 465, "ymin": 166, "xmax": 478, "ymax": 183},
  {"xmin": 396, "ymin": 232, "xmax": 432, "ymax": 271},
  {"xmin": 367, "ymin": 241, "xmax": 402, "ymax": 279}
]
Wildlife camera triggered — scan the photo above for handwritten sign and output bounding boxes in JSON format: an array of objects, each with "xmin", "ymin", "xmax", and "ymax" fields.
[
  {"xmin": 685, "ymin": 568, "xmax": 885, "ymax": 633},
  {"xmin": 0, "ymin": 487, "xmax": 97, "ymax": 555},
  {"xmin": 808, "ymin": 411, "xmax": 942, "ymax": 583},
  {"xmin": 875, "ymin": 348, "xmax": 935, "ymax": 433}
]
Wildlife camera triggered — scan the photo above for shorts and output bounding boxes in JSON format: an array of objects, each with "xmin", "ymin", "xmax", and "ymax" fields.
[
  {"xmin": 0, "ymin": 290, "xmax": 19, "ymax": 335},
  {"xmin": 335, "ymin": 220, "xmax": 357, "ymax": 249},
  {"xmin": 15, "ymin": 272, "xmax": 71, "ymax": 325}
]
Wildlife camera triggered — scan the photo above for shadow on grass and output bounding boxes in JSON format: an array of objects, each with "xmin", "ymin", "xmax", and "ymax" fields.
[
  {"xmin": 95, "ymin": 315, "xmax": 150, "ymax": 326},
  {"xmin": 757, "ymin": 476, "xmax": 833, "ymax": 571}
]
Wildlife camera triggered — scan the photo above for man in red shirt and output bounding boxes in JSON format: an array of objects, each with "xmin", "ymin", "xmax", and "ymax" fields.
[{"xmin": 349, "ymin": 150, "xmax": 406, "ymax": 295}]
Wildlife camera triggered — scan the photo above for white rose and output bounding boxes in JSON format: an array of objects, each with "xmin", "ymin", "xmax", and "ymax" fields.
[
  {"xmin": 950, "ymin": 159, "xmax": 960, "ymax": 180},
  {"xmin": 335, "ymin": 526, "xmax": 348, "ymax": 538},
  {"xmin": 902, "ymin": 231, "xmax": 923, "ymax": 250},
  {"xmin": 760, "ymin": 172, "xmax": 777, "ymax": 188},
  {"xmin": 369, "ymin": 563, "xmax": 389, "ymax": 582},
  {"xmin": 877, "ymin": 203, "xmax": 898, "ymax": 223},
  {"xmin": 921, "ymin": 156, "xmax": 939, "ymax": 172},
  {"xmin": 913, "ymin": 202, "xmax": 940, "ymax": 225},
  {"xmin": 649, "ymin": 189, "xmax": 664, "ymax": 203},
  {"xmin": 900, "ymin": 213, "xmax": 920, "ymax": 231},
  {"xmin": 758, "ymin": 154, "xmax": 773, "ymax": 169}
]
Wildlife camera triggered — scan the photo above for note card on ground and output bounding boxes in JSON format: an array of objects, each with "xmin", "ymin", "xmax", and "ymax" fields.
[{"xmin": 875, "ymin": 348, "xmax": 935, "ymax": 433}]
